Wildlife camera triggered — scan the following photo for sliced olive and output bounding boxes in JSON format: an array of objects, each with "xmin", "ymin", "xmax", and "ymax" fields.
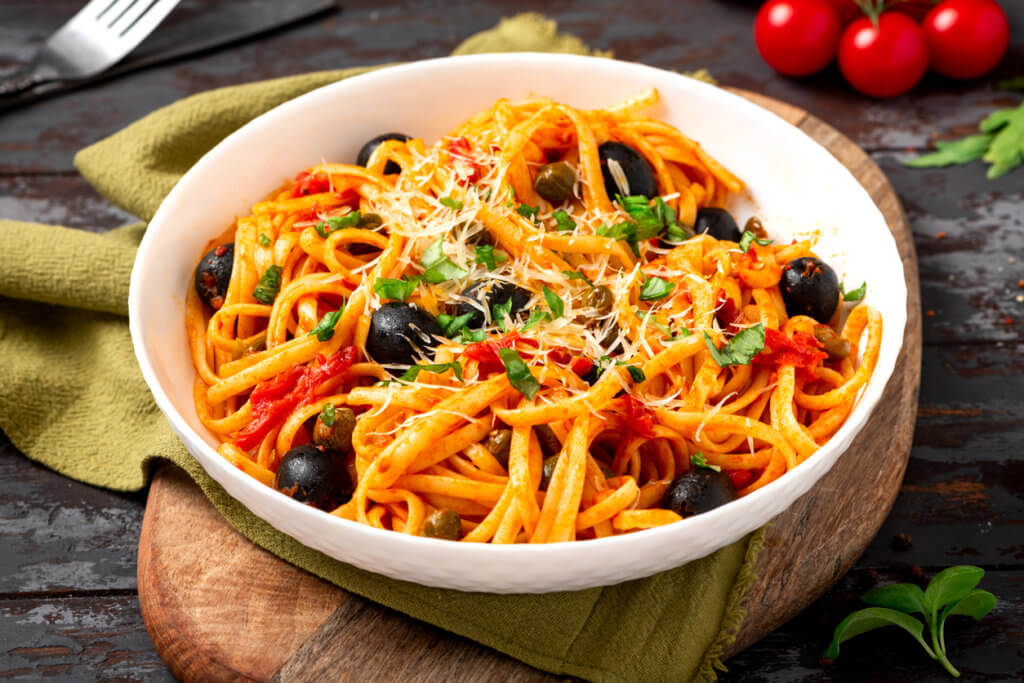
[
  {"xmin": 366, "ymin": 302, "xmax": 443, "ymax": 374},
  {"xmin": 422, "ymin": 509, "xmax": 461, "ymax": 540},
  {"xmin": 583, "ymin": 285, "xmax": 614, "ymax": 316},
  {"xmin": 813, "ymin": 325, "xmax": 850, "ymax": 361},
  {"xmin": 540, "ymin": 455, "xmax": 559, "ymax": 490},
  {"xmin": 534, "ymin": 424, "xmax": 562, "ymax": 458},
  {"xmin": 274, "ymin": 444, "xmax": 352, "ymax": 511},
  {"xmin": 484, "ymin": 428, "xmax": 512, "ymax": 468},
  {"xmin": 356, "ymin": 133, "xmax": 411, "ymax": 174},
  {"xmin": 780, "ymin": 257, "xmax": 840, "ymax": 323},
  {"xmin": 694, "ymin": 207, "xmax": 741, "ymax": 242},
  {"xmin": 662, "ymin": 468, "xmax": 738, "ymax": 517},
  {"xmin": 313, "ymin": 406, "xmax": 356, "ymax": 453},
  {"xmin": 598, "ymin": 141, "xmax": 657, "ymax": 199},
  {"xmin": 194, "ymin": 243, "xmax": 234, "ymax": 309},
  {"xmin": 453, "ymin": 280, "xmax": 531, "ymax": 329},
  {"xmin": 534, "ymin": 161, "xmax": 577, "ymax": 203}
]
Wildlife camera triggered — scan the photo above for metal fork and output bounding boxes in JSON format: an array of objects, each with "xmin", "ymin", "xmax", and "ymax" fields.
[{"xmin": 0, "ymin": 0, "xmax": 182, "ymax": 97}]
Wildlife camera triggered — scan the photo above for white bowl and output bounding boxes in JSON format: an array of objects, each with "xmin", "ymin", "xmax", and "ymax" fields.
[{"xmin": 130, "ymin": 54, "xmax": 907, "ymax": 593}]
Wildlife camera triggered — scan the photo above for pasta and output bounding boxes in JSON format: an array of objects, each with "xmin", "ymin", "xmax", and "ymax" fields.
[{"xmin": 187, "ymin": 89, "xmax": 882, "ymax": 543}]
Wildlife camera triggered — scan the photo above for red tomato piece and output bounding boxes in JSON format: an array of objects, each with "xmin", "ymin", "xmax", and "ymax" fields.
[
  {"xmin": 838, "ymin": 12, "xmax": 929, "ymax": 98},
  {"xmin": 447, "ymin": 136, "xmax": 480, "ymax": 184},
  {"xmin": 623, "ymin": 394, "xmax": 657, "ymax": 439},
  {"xmin": 923, "ymin": 0, "xmax": 1009, "ymax": 80},
  {"xmin": 754, "ymin": 0, "xmax": 844, "ymax": 76},
  {"xmin": 754, "ymin": 328, "xmax": 827, "ymax": 370},
  {"xmin": 290, "ymin": 171, "xmax": 331, "ymax": 198},
  {"xmin": 726, "ymin": 469, "xmax": 756, "ymax": 490},
  {"xmin": 570, "ymin": 357, "xmax": 594, "ymax": 377}
]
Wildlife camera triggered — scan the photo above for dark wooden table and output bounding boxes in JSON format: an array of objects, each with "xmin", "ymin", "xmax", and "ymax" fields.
[{"xmin": 2, "ymin": 1, "xmax": 1022, "ymax": 680}]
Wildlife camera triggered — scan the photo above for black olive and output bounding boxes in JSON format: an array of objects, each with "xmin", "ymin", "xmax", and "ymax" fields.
[
  {"xmin": 366, "ymin": 302, "xmax": 443, "ymax": 373},
  {"xmin": 662, "ymin": 469, "xmax": 738, "ymax": 517},
  {"xmin": 598, "ymin": 141, "xmax": 657, "ymax": 199},
  {"xmin": 194, "ymin": 243, "xmax": 234, "ymax": 309},
  {"xmin": 274, "ymin": 444, "xmax": 352, "ymax": 511},
  {"xmin": 694, "ymin": 207, "xmax": 742, "ymax": 242},
  {"xmin": 780, "ymin": 257, "xmax": 840, "ymax": 323},
  {"xmin": 356, "ymin": 133, "xmax": 411, "ymax": 175},
  {"xmin": 453, "ymin": 280, "xmax": 531, "ymax": 329}
]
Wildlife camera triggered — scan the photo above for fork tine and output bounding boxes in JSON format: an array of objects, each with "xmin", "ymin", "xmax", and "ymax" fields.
[
  {"xmin": 105, "ymin": 0, "xmax": 143, "ymax": 29},
  {"xmin": 113, "ymin": 0, "xmax": 180, "ymax": 43}
]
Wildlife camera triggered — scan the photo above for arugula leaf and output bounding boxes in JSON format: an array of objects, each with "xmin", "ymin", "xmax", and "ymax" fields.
[
  {"xmin": 498, "ymin": 348, "xmax": 541, "ymax": 399},
  {"xmin": 542, "ymin": 286, "xmax": 564, "ymax": 318},
  {"xmin": 436, "ymin": 312, "xmax": 474, "ymax": 338},
  {"xmin": 258, "ymin": 233, "xmax": 271, "ymax": 247},
  {"xmin": 690, "ymin": 452, "xmax": 721, "ymax": 472},
  {"xmin": 474, "ymin": 244, "xmax": 507, "ymax": 270},
  {"xmin": 314, "ymin": 211, "xmax": 362, "ymax": 238},
  {"xmin": 522, "ymin": 309, "xmax": 550, "ymax": 332},
  {"xmin": 841, "ymin": 281, "xmax": 867, "ymax": 302},
  {"xmin": 552, "ymin": 209, "xmax": 576, "ymax": 232},
  {"xmin": 563, "ymin": 270, "xmax": 594, "ymax": 287},
  {"xmin": 982, "ymin": 101, "xmax": 1024, "ymax": 178},
  {"xmin": 738, "ymin": 230, "xmax": 773, "ymax": 253},
  {"xmin": 420, "ymin": 238, "xmax": 468, "ymax": 283},
  {"xmin": 905, "ymin": 135, "xmax": 994, "ymax": 168},
  {"xmin": 309, "ymin": 309, "xmax": 343, "ymax": 341},
  {"xmin": 252, "ymin": 265, "xmax": 283, "ymax": 304},
  {"xmin": 703, "ymin": 323, "xmax": 765, "ymax": 367},
  {"xmin": 439, "ymin": 196, "xmax": 463, "ymax": 210},
  {"xmin": 374, "ymin": 275, "xmax": 420, "ymax": 302},
  {"xmin": 639, "ymin": 274, "xmax": 674, "ymax": 301},
  {"xmin": 400, "ymin": 361, "xmax": 464, "ymax": 383},
  {"xmin": 492, "ymin": 298, "xmax": 513, "ymax": 331},
  {"xmin": 516, "ymin": 203, "xmax": 540, "ymax": 221},
  {"xmin": 862, "ymin": 583, "xmax": 928, "ymax": 615},
  {"xmin": 319, "ymin": 402, "xmax": 336, "ymax": 427}
]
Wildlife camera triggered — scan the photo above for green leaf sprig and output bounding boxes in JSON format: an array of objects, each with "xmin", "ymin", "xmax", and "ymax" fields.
[
  {"xmin": 906, "ymin": 99, "xmax": 1024, "ymax": 179},
  {"xmin": 703, "ymin": 323, "xmax": 765, "ymax": 367},
  {"xmin": 826, "ymin": 565, "xmax": 997, "ymax": 678},
  {"xmin": 252, "ymin": 265, "xmax": 283, "ymax": 304},
  {"xmin": 308, "ymin": 309, "xmax": 343, "ymax": 341}
]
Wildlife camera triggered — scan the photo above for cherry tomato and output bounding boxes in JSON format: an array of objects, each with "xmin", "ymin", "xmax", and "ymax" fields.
[
  {"xmin": 838, "ymin": 12, "xmax": 929, "ymax": 98},
  {"xmin": 924, "ymin": 0, "xmax": 1010, "ymax": 80},
  {"xmin": 755, "ymin": 0, "xmax": 844, "ymax": 77},
  {"xmin": 828, "ymin": 0, "xmax": 861, "ymax": 23}
]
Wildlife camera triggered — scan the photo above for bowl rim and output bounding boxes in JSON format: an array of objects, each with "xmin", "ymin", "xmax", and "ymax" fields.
[{"xmin": 129, "ymin": 52, "xmax": 907, "ymax": 586}]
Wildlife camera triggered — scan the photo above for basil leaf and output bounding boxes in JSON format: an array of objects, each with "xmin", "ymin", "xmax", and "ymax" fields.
[
  {"xmin": 597, "ymin": 221, "xmax": 636, "ymax": 242},
  {"xmin": 563, "ymin": 270, "xmax": 594, "ymax": 287},
  {"xmin": 824, "ymin": 607, "xmax": 934, "ymax": 661},
  {"xmin": 456, "ymin": 328, "xmax": 487, "ymax": 343},
  {"xmin": 420, "ymin": 238, "xmax": 468, "ymax": 283},
  {"xmin": 474, "ymin": 244, "xmax": 507, "ymax": 270},
  {"xmin": 861, "ymin": 583, "xmax": 928, "ymax": 615},
  {"xmin": 841, "ymin": 281, "xmax": 867, "ymax": 302},
  {"xmin": 516, "ymin": 203, "xmax": 539, "ymax": 221},
  {"xmin": 542, "ymin": 286, "xmax": 564, "ymax": 318},
  {"xmin": 924, "ymin": 566, "xmax": 985, "ymax": 615},
  {"xmin": 438, "ymin": 312, "xmax": 474, "ymax": 338},
  {"xmin": 258, "ymin": 233, "xmax": 271, "ymax": 247},
  {"xmin": 498, "ymin": 348, "xmax": 541, "ymax": 399},
  {"xmin": 618, "ymin": 194, "xmax": 662, "ymax": 233},
  {"xmin": 625, "ymin": 365, "xmax": 646, "ymax": 383},
  {"xmin": 552, "ymin": 209, "xmax": 576, "ymax": 232},
  {"xmin": 374, "ymin": 275, "xmax": 420, "ymax": 302},
  {"xmin": 439, "ymin": 196, "xmax": 463, "ymax": 210},
  {"xmin": 315, "ymin": 211, "xmax": 362, "ymax": 237},
  {"xmin": 522, "ymin": 309, "xmax": 550, "ymax": 332},
  {"xmin": 944, "ymin": 589, "xmax": 997, "ymax": 621},
  {"xmin": 492, "ymin": 298, "xmax": 513, "ymax": 331},
  {"xmin": 904, "ymin": 135, "xmax": 994, "ymax": 168},
  {"xmin": 690, "ymin": 452, "xmax": 721, "ymax": 472},
  {"xmin": 634, "ymin": 311, "xmax": 674, "ymax": 338},
  {"xmin": 319, "ymin": 402, "xmax": 336, "ymax": 427},
  {"xmin": 703, "ymin": 323, "xmax": 765, "ymax": 367},
  {"xmin": 252, "ymin": 265, "xmax": 283, "ymax": 304},
  {"xmin": 639, "ymin": 275, "xmax": 674, "ymax": 301},
  {"xmin": 400, "ymin": 361, "xmax": 464, "ymax": 383},
  {"xmin": 738, "ymin": 230, "xmax": 773, "ymax": 253},
  {"xmin": 309, "ymin": 309, "xmax": 342, "ymax": 341},
  {"xmin": 665, "ymin": 222, "xmax": 690, "ymax": 243}
]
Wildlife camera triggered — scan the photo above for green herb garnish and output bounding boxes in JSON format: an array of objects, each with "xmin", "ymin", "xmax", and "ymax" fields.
[
  {"xmin": 319, "ymin": 402, "xmax": 336, "ymax": 427},
  {"xmin": 309, "ymin": 309, "xmax": 342, "ymax": 341},
  {"xmin": 420, "ymin": 238, "xmax": 468, "ymax": 283},
  {"xmin": 516, "ymin": 203, "xmax": 539, "ymax": 221},
  {"xmin": 400, "ymin": 361, "xmax": 464, "ymax": 383},
  {"xmin": 258, "ymin": 233, "xmax": 271, "ymax": 247},
  {"xmin": 738, "ymin": 230, "xmax": 773, "ymax": 253},
  {"xmin": 690, "ymin": 452, "xmax": 721, "ymax": 472},
  {"xmin": 252, "ymin": 265, "xmax": 283, "ymax": 304},
  {"xmin": 563, "ymin": 270, "xmax": 594, "ymax": 287},
  {"xmin": 492, "ymin": 298, "xmax": 513, "ymax": 332},
  {"xmin": 826, "ymin": 565, "xmax": 997, "ymax": 678},
  {"xmin": 439, "ymin": 196, "xmax": 463, "ymax": 210},
  {"xmin": 498, "ymin": 348, "xmax": 541, "ymax": 399},
  {"xmin": 634, "ymin": 311, "xmax": 675, "ymax": 338},
  {"xmin": 905, "ymin": 100, "xmax": 1024, "ymax": 179},
  {"xmin": 436, "ymin": 312, "xmax": 474, "ymax": 338},
  {"xmin": 542, "ymin": 286, "xmax": 564, "ymax": 318},
  {"xmin": 474, "ymin": 244, "xmax": 507, "ymax": 270},
  {"xmin": 521, "ymin": 309, "xmax": 550, "ymax": 332},
  {"xmin": 841, "ymin": 281, "xmax": 867, "ymax": 302},
  {"xmin": 552, "ymin": 209, "xmax": 576, "ymax": 232},
  {"xmin": 703, "ymin": 323, "xmax": 765, "ymax": 367},
  {"xmin": 374, "ymin": 275, "xmax": 420, "ymax": 302},
  {"xmin": 314, "ymin": 211, "xmax": 361, "ymax": 238},
  {"xmin": 625, "ymin": 365, "xmax": 646, "ymax": 383},
  {"xmin": 639, "ymin": 274, "xmax": 675, "ymax": 301}
]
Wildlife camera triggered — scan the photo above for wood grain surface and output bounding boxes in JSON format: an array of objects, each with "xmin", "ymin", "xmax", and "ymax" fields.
[
  {"xmin": 133, "ymin": 91, "xmax": 921, "ymax": 682},
  {"xmin": 2, "ymin": 2, "xmax": 1022, "ymax": 681}
]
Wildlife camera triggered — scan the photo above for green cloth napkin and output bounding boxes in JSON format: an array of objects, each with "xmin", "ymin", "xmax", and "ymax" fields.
[{"xmin": 0, "ymin": 13, "xmax": 763, "ymax": 682}]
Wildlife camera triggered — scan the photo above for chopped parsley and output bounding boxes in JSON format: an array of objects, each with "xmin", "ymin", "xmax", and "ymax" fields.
[
  {"xmin": 739, "ymin": 230, "xmax": 773, "ymax": 253},
  {"xmin": 639, "ymin": 274, "xmax": 675, "ymax": 301},
  {"xmin": 258, "ymin": 233, "xmax": 271, "ymax": 247},
  {"xmin": 703, "ymin": 323, "xmax": 766, "ymax": 367},
  {"xmin": 309, "ymin": 309, "xmax": 343, "ymax": 341},
  {"xmin": 439, "ymin": 196, "xmax": 463, "ymax": 210},
  {"xmin": 841, "ymin": 281, "xmax": 867, "ymax": 302},
  {"xmin": 498, "ymin": 348, "xmax": 541, "ymax": 399},
  {"xmin": 319, "ymin": 402, "xmax": 336, "ymax": 427},
  {"xmin": 252, "ymin": 265, "xmax": 283, "ymax": 304},
  {"xmin": 314, "ymin": 211, "xmax": 361, "ymax": 238},
  {"xmin": 436, "ymin": 312, "xmax": 474, "ymax": 338},
  {"xmin": 400, "ymin": 361, "xmax": 464, "ymax": 383},
  {"xmin": 474, "ymin": 244, "xmax": 507, "ymax": 270},
  {"xmin": 552, "ymin": 209, "xmax": 576, "ymax": 232},
  {"xmin": 374, "ymin": 275, "xmax": 420, "ymax": 302},
  {"xmin": 625, "ymin": 365, "xmax": 646, "ymax": 383},
  {"xmin": 542, "ymin": 286, "xmax": 564, "ymax": 318},
  {"xmin": 492, "ymin": 298, "xmax": 513, "ymax": 331},
  {"xmin": 563, "ymin": 269, "xmax": 594, "ymax": 287},
  {"xmin": 690, "ymin": 452, "xmax": 721, "ymax": 472},
  {"xmin": 420, "ymin": 238, "xmax": 468, "ymax": 283},
  {"xmin": 522, "ymin": 309, "xmax": 550, "ymax": 332}
]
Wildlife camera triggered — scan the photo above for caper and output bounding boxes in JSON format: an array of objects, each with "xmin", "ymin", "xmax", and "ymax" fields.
[
  {"xmin": 813, "ymin": 325, "xmax": 850, "ymax": 361},
  {"xmin": 744, "ymin": 216, "xmax": 768, "ymax": 239},
  {"xmin": 231, "ymin": 331, "xmax": 267, "ymax": 360},
  {"xmin": 534, "ymin": 424, "xmax": 562, "ymax": 458},
  {"xmin": 540, "ymin": 455, "xmax": 559, "ymax": 490},
  {"xmin": 484, "ymin": 428, "xmax": 512, "ymax": 468},
  {"xmin": 422, "ymin": 509, "xmax": 461, "ymax": 540},
  {"xmin": 358, "ymin": 212, "xmax": 383, "ymax": 229},
  {"xmin": 313, "ymin": 406, "xmax": 356, "ymax": 453},
  {"xmin": 534, "ymin": 162, "xmax": 576, "ymax": 204},
  {"xmin": 584, "ymin": 285, "xmax": 614, "ymax": 316}
]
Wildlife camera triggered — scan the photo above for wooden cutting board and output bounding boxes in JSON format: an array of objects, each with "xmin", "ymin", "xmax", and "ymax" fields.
[{"xmin": 137, "ymin": 90, "xmax": 922, "ymax": 682}]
